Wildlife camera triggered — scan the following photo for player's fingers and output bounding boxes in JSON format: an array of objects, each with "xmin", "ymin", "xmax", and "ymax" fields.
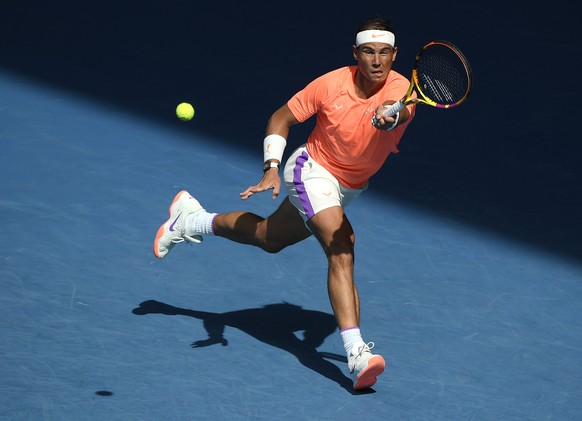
[
  {"xmin": 374, "ymin": 116, "xmax": 386, "ymax": 127},
  {"xmin": 240, "ymin": 184, "xmax": 267, "ymax": 200},
  {"xmin": 378, "ymin": 115, "xmax": 395, "ymax": 128},
  {"xmin": 376, "ymin": 105, "xmax": 389, "ymax": 120},
  {"xmin": 240, "ymin": 186, "xmax": 256, "ymax": 200},
  {"xmin": 271, "ymin": 185, "xmax": 280, "ymax": 200}
]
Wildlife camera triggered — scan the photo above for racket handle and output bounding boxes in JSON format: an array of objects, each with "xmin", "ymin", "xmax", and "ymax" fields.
[{"xmin": 381, "ymin": 100, "xmax": 405, "ymax": 117}]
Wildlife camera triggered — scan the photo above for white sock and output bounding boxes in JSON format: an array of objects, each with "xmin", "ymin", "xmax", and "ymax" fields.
[
  {"xmin": 185, "ymin": 211, "xmax": 217, "ymax": 236},
  {"xmin": 340, "ymin": 327, "xmax": 364, "ymax": 355}
]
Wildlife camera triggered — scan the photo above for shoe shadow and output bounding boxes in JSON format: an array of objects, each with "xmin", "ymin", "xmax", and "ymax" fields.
[{"xmin": 132, "ymin": 300, "xmax": 375, "ymax": 394}]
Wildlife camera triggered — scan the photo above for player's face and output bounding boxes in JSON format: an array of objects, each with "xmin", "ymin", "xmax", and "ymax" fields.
[{"xmin": 353, "ymin": 43, "xmax": 397, "ymax": 83}]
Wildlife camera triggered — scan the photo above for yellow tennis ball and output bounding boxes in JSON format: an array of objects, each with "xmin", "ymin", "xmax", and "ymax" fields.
[{"xmin": 176, "ymin": 102, "xmax": 195, "ymax": 121}]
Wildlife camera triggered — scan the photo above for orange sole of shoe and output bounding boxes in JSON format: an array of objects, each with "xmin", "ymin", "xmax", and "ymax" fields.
[
  {"xmin": 153, "ymin": 190, "xmax": 187, "ymax": 258},
  {"xmin": 354, "ymin": 355, "xmax": 386, "ymax": 390}
]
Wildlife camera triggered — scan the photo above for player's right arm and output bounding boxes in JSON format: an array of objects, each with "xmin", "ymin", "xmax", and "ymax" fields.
[
  {"xmin": 373, "ymin": 100, "xmax": 413, "ymax": 129},
  {"xmin": 240, "ymin": 104, "xmax": 299, "ymax": 200}
]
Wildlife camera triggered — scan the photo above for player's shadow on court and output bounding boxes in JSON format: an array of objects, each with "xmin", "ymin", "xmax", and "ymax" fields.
[{"xmin": 132, "ymin": 300, "xmax": 372, "ymax": 394}]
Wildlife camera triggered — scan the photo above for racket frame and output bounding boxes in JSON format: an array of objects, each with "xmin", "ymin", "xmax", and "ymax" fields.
[{"xmin": 380, "ymin": 40, "xmax": 472, "ymax": 118}]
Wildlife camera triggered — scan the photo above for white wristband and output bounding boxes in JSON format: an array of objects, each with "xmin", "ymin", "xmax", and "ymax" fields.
[{"xmin": 263, "ymin": 134, "xmax": 287, "ymax": 163}]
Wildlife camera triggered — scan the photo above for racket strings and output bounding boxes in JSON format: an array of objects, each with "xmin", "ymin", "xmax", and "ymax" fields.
[{"xmin": 416, "ymin": 45, "xmax": 470, "ymax": 105}]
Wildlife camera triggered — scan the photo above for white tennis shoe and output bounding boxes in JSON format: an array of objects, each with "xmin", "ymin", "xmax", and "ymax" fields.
[
  {"xmin": 153, "ymin": 190, "xmax": 204, "ymax": 259},
  {"xmin": 348, "ymin": 342, "xmax": 386, "ymax": 390}
]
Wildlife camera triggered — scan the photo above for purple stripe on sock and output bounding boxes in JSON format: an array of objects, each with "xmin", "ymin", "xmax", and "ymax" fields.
[
  {"xmin": 209, "ymin": 213, "xmax": 218, "ymax": 235},
  {"xmin": 293, "ymin": 151, "xmax": 315, "ymax": 219},
  {"xmin": 340, "ymin": 326, "xmax": 360, "ymax": 333}
]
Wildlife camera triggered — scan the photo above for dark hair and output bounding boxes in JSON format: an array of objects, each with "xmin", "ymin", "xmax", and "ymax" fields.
[{"xmin": 356, "ymin": 16, "xmax": 395, "ymax": 35}]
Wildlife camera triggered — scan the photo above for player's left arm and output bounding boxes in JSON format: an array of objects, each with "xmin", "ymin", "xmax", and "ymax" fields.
[
  {"xmin": 240, "ymin": 104, "xmax": 299, "ymax": 200},
  {"xmin": 265, "ymin": 103, "xmax": 300, "ymax": 140}
]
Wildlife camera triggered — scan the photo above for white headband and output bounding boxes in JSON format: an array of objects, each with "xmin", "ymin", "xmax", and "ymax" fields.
[{"xmin": 355, "ymin": 30, "xmax": 395, "ymax": 47}]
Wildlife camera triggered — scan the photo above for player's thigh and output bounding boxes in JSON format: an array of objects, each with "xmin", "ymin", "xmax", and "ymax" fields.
[
  {"xmin": 307, "ymin": 206, "xmax": 355, "ymax": 256},
  {"xmin": 263, "ymin": 197, "xmax": 312, "ymax": 248}
]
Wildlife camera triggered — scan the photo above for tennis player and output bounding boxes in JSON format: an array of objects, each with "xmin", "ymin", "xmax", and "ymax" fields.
[{"xmin": 154, "ymin": 16, "xmax": 416, "ymax": 390}]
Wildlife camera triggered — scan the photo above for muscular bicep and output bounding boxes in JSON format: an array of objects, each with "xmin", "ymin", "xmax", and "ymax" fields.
[{"xmin": 265, "ymin": 104, "xmax": 300, "ymax": 138}]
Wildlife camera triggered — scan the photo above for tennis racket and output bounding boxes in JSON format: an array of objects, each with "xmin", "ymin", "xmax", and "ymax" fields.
[{"xmin": 372, "ymin": 40, "xmax": 472, "ymax": 125}]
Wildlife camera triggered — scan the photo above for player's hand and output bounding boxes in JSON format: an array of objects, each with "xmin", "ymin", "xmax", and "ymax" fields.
[
  {"xmin": 240, "ymin": 169, "xmax": 281, "ymax": 200},
  {"xmin": 372, "ymin": 104, "xmax": 397, "ymax": 130}
]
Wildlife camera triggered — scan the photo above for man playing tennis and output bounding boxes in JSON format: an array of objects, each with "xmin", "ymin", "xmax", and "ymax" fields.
[{"xmin": 154, "ymin": 16, "xmax": 416, "ymax": 390}]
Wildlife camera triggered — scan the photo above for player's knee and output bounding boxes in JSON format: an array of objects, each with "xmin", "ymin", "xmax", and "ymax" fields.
[
  {"xmin": 325, "ymin": 233, "xmax": 355, "ymax": 258},
  {"xmin": 327, "ymin": 249, "xmax": 354, "ymax": 266},
  {"xmin": 261, "ymin": 241, "xmax": 286, "ymax": 254}
]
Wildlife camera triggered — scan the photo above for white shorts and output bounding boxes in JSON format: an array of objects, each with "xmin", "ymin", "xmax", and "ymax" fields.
[{"xmin": 284, "ymin": 145, "xmax": 368, "ymax": 222}]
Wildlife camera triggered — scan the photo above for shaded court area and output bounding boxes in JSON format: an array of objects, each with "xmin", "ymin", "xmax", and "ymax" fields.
[{"xmin": 1, "ymin": 1, "xmax": 582, "ymax": 420}]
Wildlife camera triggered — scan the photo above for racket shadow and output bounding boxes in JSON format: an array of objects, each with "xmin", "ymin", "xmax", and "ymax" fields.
[{"xmin": 132, "ymin": 300, "xmax": 371, "ymax": 394}]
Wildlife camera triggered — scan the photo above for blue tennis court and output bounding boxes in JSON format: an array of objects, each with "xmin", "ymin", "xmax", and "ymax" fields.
[{"xmin": 1, "ymin": 1, "xmax": 581, "ymax": 420}]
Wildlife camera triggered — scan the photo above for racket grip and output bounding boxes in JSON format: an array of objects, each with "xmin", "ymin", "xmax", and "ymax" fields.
[{"xmin": 382, "ymin": 100, "xmax": 405, "ymax": 117}]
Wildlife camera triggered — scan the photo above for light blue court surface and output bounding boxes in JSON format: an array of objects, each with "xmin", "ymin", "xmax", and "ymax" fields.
[
  {"xmin": 2, "ymin": 69, "xmax": 582, "ymax": 420},
  {"xmin": 1, "ymin": 1, "xmax": 582, "ymax": 420}
]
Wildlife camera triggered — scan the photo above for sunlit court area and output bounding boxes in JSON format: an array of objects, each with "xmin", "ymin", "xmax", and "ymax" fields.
[{"xmin": 1, "ymin": 1, "xmax": 581, "ymax": 420}]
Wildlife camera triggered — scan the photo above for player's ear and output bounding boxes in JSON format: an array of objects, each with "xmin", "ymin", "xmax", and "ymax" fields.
[
  {"xmin": 392, "ymin": 47, "xmax": 398, "ymax": 62},
  {"xmin": 352, "ymin": 45, "xmax": 359, "ymax": 60}
]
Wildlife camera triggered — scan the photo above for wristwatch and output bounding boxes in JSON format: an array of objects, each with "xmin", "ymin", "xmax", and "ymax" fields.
[{"xmin": 263, "ymin": 161, "xmax": 280, "ymax": 172}]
